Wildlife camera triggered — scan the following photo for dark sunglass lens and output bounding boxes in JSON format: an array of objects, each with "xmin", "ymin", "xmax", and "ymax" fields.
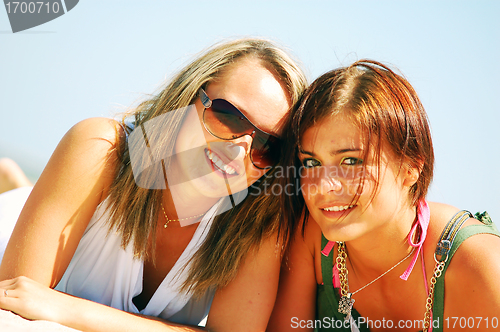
[
  {"xmin": 203, "ymin": 96, "xmax": 279, "ymax": 168},
  {"xmin": 251, "ymin": 133, "xmax": 280, "ymax": 168},
  {"xmin": 205, "ymin": 100, "xmax": 253, "ymax": 138}
]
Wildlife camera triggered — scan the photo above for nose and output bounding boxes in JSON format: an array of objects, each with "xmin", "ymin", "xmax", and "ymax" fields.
[
  {"xmin": 228, "ymin": 132, "xmax": 254, "ymax": 159},
  {"xmin": 319, "ymin": 168, "xmax": 343, "ymax": 194}
]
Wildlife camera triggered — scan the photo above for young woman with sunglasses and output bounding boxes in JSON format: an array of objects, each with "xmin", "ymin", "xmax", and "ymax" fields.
[
  {"xmin": 0, "ymin": 38, "xmax": 307, "ymax": 331},
  {"xmin": 268, "ymin": 60, "xmax": 500, "ymax": 331}
]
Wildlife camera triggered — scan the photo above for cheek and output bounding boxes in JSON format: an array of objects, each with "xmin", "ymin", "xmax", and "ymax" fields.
[
  {"xmin": 351, "ymin": 166, "xmax": 378, "ymax": 198},
  {"xmin": 300, "ymin": 174, "xmax": 321, "ymax": 206},
  {"xmin": 377, "ymin": 175, "xmax": 405, "ymax": 203},
  {"xmin": 245, "ymin": 168, "xmax": 266, "ymax": 186},
  {"xmin": 175, "ymin": 105, "xmax": 216, "ymax": 155},
  {"xmin": 360, "ymin": 166, "xmax": 405, "ymax": 212}
]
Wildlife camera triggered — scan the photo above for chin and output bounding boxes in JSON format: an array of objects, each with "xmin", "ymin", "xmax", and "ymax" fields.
[
  {"xmin": 313, "ymin": 214, "xmax": 359, "ymax": 242},
  {"xmin": 321, "ymin": 226, "xmax": 359, "ymax": 243}
]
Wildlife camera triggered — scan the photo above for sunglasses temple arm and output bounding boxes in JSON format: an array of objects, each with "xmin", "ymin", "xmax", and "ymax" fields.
[{"xmin": 199, "ymin": 88, "xmax": 212, "ymax": 108}]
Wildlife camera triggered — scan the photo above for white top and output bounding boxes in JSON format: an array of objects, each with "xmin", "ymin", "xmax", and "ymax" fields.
[{"xmin": 0, "ymin": 187, "xmax": 217, "ymax": 326}]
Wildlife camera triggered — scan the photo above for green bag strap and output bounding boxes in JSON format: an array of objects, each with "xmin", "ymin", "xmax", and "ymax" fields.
[{"xmin": 431, "ymin": 212, "xmax": 499, "ymax": 331}]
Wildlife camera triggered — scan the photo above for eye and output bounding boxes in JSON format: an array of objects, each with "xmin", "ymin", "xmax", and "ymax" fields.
[
  {"xmin": 340, "ymin": 157, "xmax": 363, "ymax": 166},
  {"xmin": 301, "ymin": 158, "xmax": 321, "ymax": 168}
]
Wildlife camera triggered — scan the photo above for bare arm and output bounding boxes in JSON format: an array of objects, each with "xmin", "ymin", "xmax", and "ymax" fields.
[
  {"xmin": 206, "ymin": 234, "xmax": 282, "ymax": 332},
  {"xmin": 0, "ymin": 276, "xmax": 205, "ymax": 332},
  {"xmin": 0, "ymin": 117, "xmax": 120, "ymax": 286},
  {"xmin": 442, "ymin": 228, "xmax": 500, "ymax": 330},
  {"xmin": 266, "ymin": 219, "xmax": 319, "ymax": 332}
]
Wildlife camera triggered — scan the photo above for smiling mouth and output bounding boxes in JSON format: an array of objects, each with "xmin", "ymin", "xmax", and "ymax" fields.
[
  {"xmin": 322, "ymin": 205, "xmax": 355, "ymax": 212},
  {"xmin": 205, "ymin": 149, "xmax": 238, "ymax": 176}
]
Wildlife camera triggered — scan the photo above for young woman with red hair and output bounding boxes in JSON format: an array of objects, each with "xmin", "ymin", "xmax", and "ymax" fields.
[{"xmin": 269, "ymin": 60, "xmax": 500, "ymax": 332}]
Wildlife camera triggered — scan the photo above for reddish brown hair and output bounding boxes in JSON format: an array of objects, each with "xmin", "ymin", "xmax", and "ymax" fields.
[{"xmin": 282, "ymin": 59, "xmax": 434, "ymax": 233}]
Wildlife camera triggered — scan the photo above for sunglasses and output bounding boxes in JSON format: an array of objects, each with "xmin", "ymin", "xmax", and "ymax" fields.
[{"xmin": 199, "ymin": 88, "xmax": 281, "ymax": 169}]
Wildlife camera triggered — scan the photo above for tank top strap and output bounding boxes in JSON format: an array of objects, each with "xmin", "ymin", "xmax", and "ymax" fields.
[
  {"xmin": 432, "ymin": 212, "xmax": 500, "ymax": 331},
  {"xmin": 321, "ymin": 234, "xmax": 334, "ymax": 287}
]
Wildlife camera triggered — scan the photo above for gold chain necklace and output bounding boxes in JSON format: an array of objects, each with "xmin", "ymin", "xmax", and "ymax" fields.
[
  {"xmin": 160, "ymin": 202, "xmax": 206, "ymax": 228},
  {"xmin": 422, "ymin": 260, "xmax": 445, "ymax": 331},
  {"xmin": 336, "ymin": 241, "xmax": 415, "ymax": 320}
]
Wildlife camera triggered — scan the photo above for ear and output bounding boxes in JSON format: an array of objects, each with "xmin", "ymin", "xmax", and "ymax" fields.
[{"xmin": 402, "ymin": 161, "xmax": 422, "ymax": 187}]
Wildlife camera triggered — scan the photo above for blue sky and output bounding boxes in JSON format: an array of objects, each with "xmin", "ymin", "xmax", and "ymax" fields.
[{"xmin": 0, "ymin": 1, "xmax": 499, "ymax": 221}]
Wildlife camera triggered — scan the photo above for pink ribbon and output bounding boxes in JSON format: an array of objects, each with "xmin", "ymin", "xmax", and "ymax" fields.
[
  {"xmin": 321, "ymin": 240, "xmax": 335, "ymax": 256},
  {"xmin": 400, "ymin": 200, "xmax": 430, "ymax": 281}
]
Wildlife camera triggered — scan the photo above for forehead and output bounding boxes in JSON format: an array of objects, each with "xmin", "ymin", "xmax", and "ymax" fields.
[
  {"xmin": 206, "ymin": 58, "xmax": 291, "ymax": 136},
  {"xmin": 301, "ymin": 114, "xmax": 404, "ymax": 171},
  {"xmin": 301, "ymin": 115, "xmax": 364, "ymax": 152}
]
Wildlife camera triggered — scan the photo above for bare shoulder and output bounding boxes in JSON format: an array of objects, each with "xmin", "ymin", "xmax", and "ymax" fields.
[
  {"xmin": 443, "ymin": 230, "xmax": 500, "ymax": 317},
  {"xmin": 426, "ymin": 201, "xmax": 480, "ymax": 244},
  {"xmin": 281, "ymin": 214, "xmax": 321, "ymax": 271},
  {"xmin": 446, "ymin": 219, "xmax": 500, "ymax": 278},
  {"xmin": 286, "ymin": 215, "xmax": 323, "ymax": 285},
  {"xmin": 302, "ymin": 215, "xmax": 323, "ymax": 256},
  {"xmin": 445, "ymin": 210, "xmax": 500, "ymax": 279},
  {"xmin": 428, "ymin": 202, "xmax": 500, "ymax": 316},
  {"xmin": 65, "ymin": 117, "xmax": 124, "ymax": 147},
  {"xmin": 267, "ymin": 215, "xmax": 319, "ymax": 332},
  {"xmin": 427, "ymin": 201, "xmax": 500, "ymax": 272},
  {"xmin": 54, "ymin": 117, "xmax": 125, "ymax": 197},
  {"xmin": 427, "ymin": 201, "xmax": 460, "ymax": 226},
  {"xmin": 0, "ymin": 118, "xmax": 126, "ymax": 285},
  {"xmin": 207, "ymin": 233, "xmax": 281, "ymax": 332}
]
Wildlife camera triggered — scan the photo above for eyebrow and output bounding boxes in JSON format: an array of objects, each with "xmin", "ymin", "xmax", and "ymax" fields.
[{"xmin": 298, "ymin": 148, "xmax": 362, "ymax": 156}]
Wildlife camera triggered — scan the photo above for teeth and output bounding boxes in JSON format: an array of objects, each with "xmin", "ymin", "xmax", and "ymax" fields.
[
  {"xmin": 205, "ymin": 150, "xmax": 236, "ymax": 175},
  {"xmin": 323, "ymin": 205, "xmax": 353, "ymax": 212},
  {"xmin": 223, "ymin": 164, "xmax": 236, "ymax": 175}
]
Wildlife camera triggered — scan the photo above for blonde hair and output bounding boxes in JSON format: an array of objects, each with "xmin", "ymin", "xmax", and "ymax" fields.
[{"xmin": 105, "ymin": 38, "xmax": 307, "ymax": 297}]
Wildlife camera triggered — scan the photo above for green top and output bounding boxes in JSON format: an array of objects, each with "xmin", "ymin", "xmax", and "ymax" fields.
[{"xmin": 315, "ymin": 212, "xmax": 499, "ymax": 332}]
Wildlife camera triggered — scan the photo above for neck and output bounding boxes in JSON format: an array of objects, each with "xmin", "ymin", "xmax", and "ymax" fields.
[
  {"xmin": 345, "ymin": 203, "xmax": 418, "ymax": 277},
  {"xmin": 161, "ymin": 183, "xmax": 219, "ymax": 228}
]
